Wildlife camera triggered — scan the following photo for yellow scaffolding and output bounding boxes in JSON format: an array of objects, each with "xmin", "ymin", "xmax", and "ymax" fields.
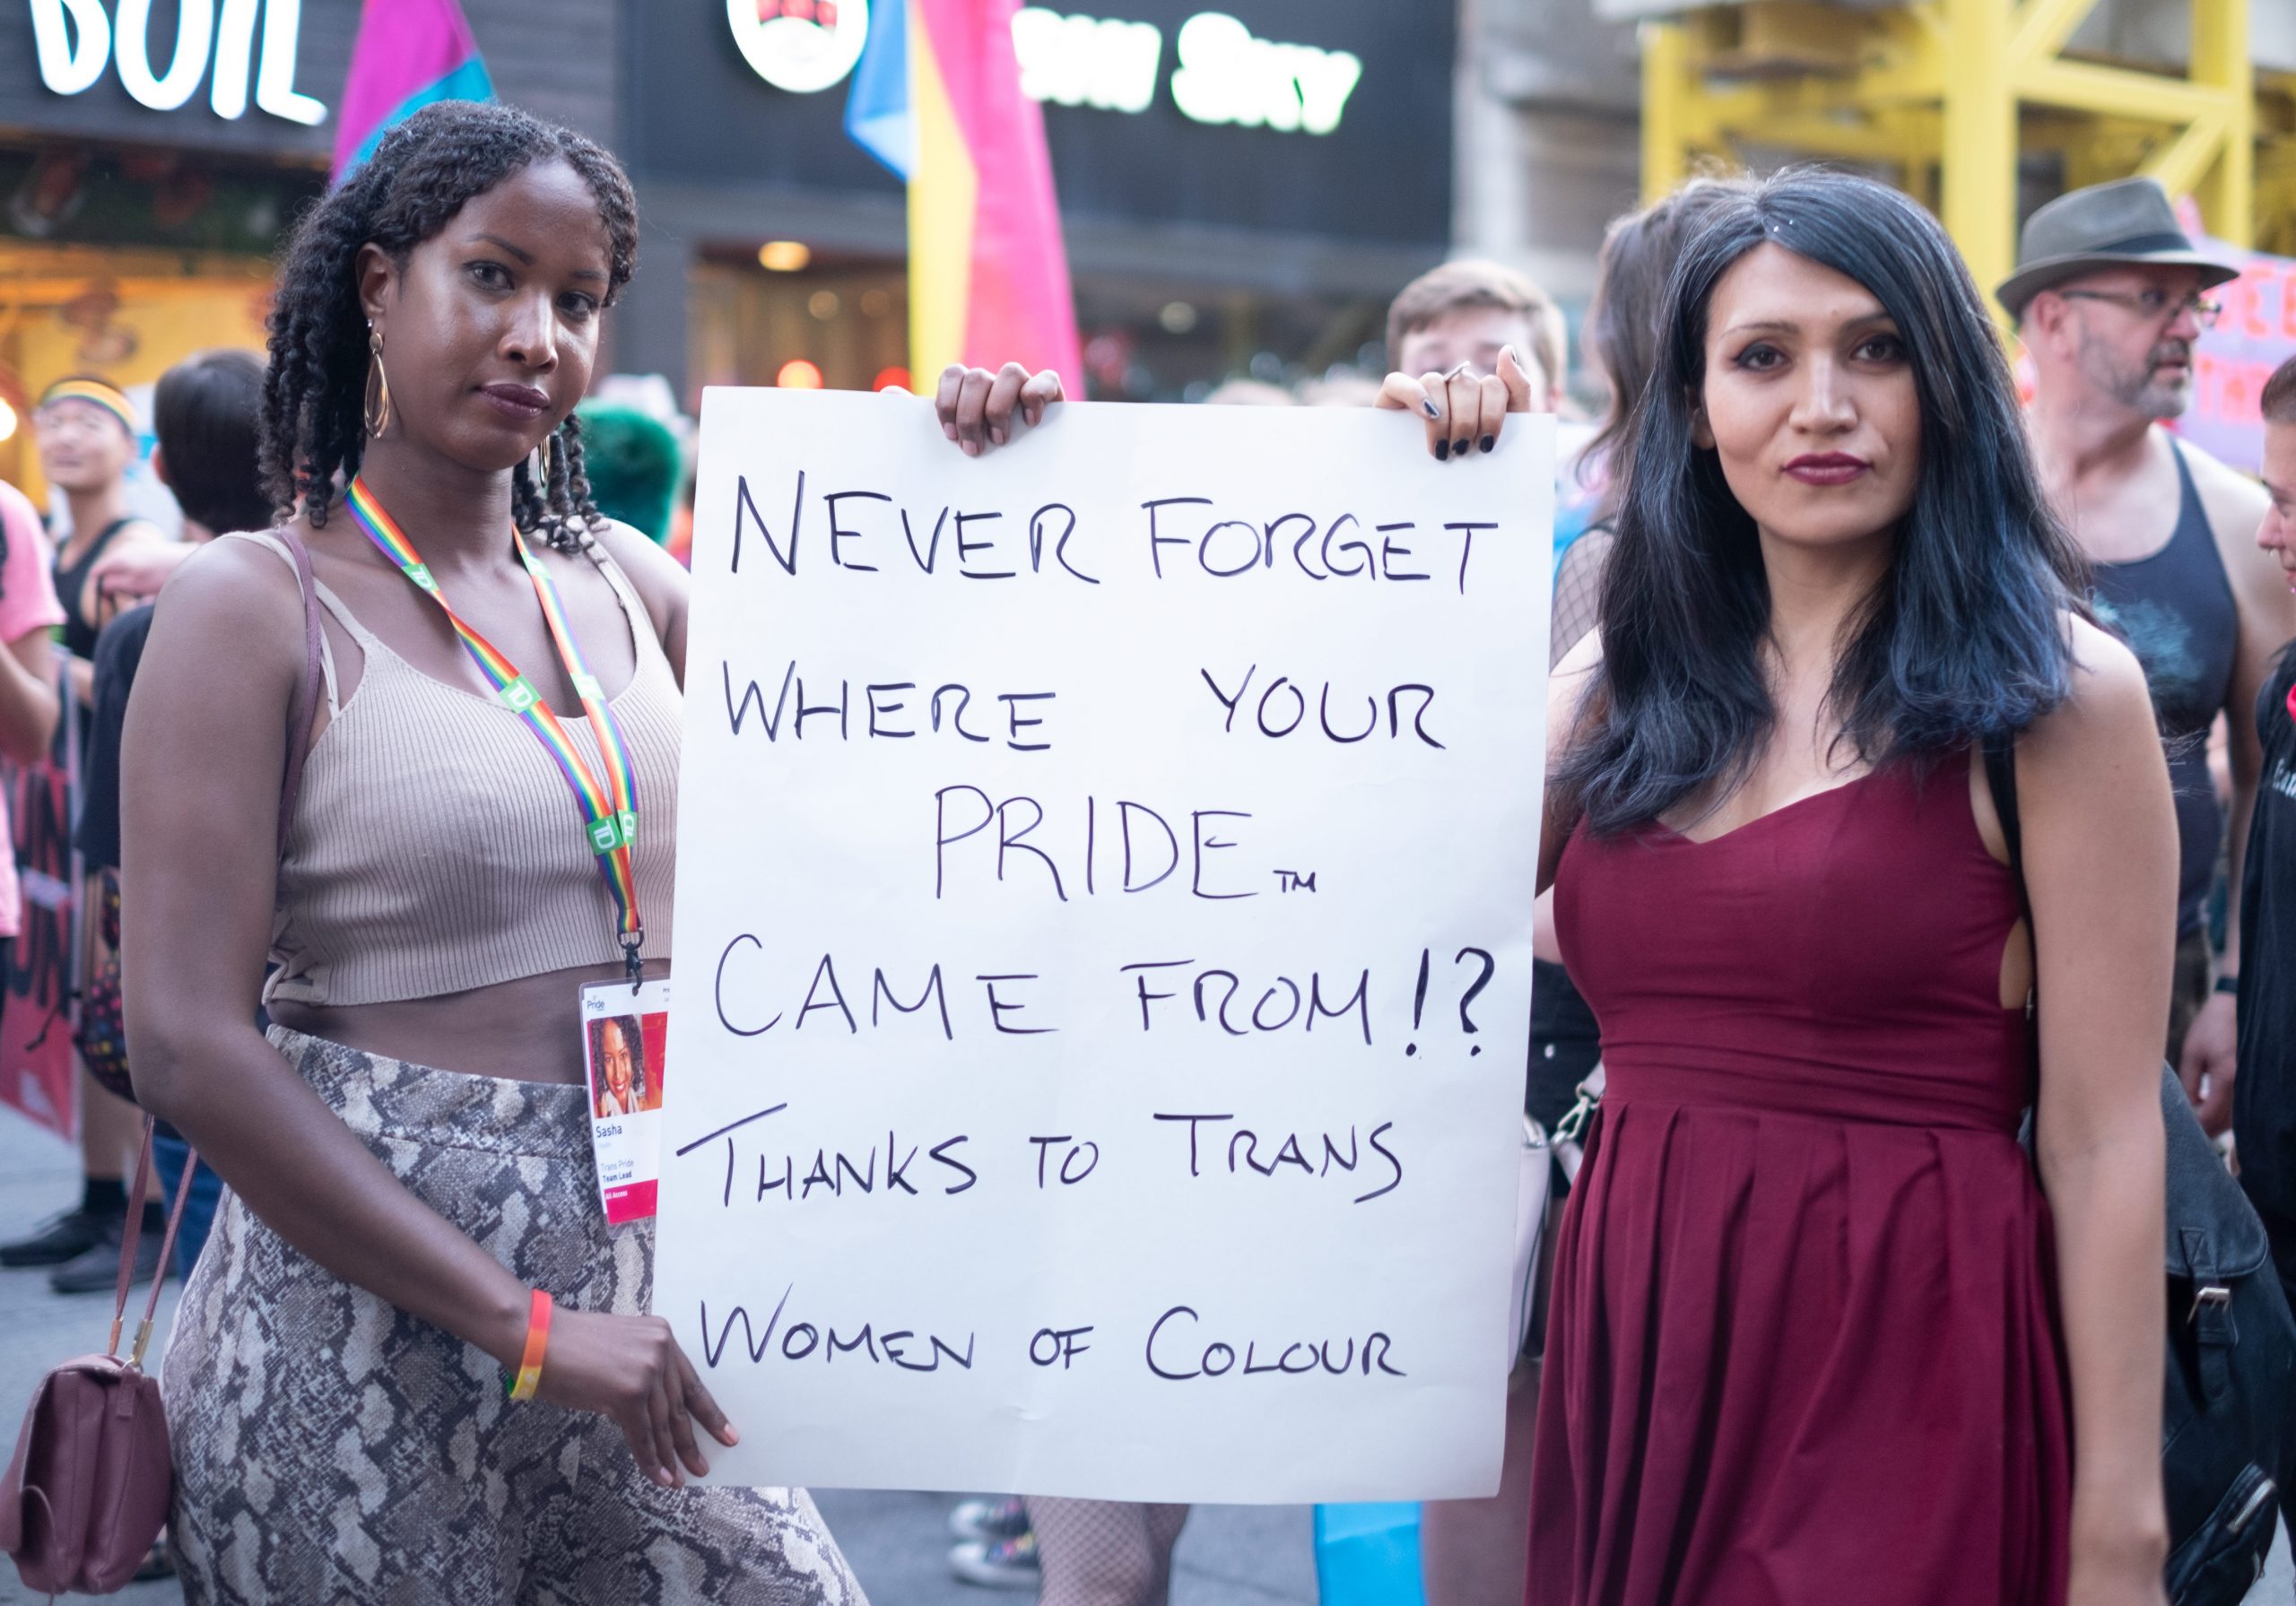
[{"xmin": 1640, "ymin": 0, "xmax": 2257, "ymax": 314}]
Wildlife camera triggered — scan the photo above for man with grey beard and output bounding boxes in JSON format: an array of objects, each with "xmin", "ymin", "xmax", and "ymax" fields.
[{"xmin": 2006, "ymin": 177, "xmax": 2296, "ymax": 1134}]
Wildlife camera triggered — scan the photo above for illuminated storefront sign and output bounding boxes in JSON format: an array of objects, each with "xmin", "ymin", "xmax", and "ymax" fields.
[
  {"xmin": 639, "ymin": 0, "xmax": 1448, "ymax": 249},
  {"xmin": 729, "ymin": 2, "xmax": 1362, "ymax": 134},
  {"xmin": 1163, "ymin": 13, "xmax": 1361, "ymax": 135},
  {"xmin": 726, "ymin": 0, "xmax": 872, "ymax": 96},
  {"xmin": 29, "ymin": 0, "xmax": 326, "ymax": 124},
  {"xmin": 1012, "ymin": 8, "xmax": 1162, "ymax": 114}
]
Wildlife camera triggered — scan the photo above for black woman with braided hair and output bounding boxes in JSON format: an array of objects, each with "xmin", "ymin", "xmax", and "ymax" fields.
[{"xmin": 120, "ymin": 101, "xmax": 865, "ymax": 1604}]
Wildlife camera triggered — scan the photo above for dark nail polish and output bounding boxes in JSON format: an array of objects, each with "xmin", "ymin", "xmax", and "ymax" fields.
[
  {"xmin": 1481, "ymin": 435, "xmax": 1496, "ymax": 454},
  {"xmin": 1455, "ymin": 439, "xmax": 1471, "ymax": 459},
  {"xmin": 1434, "ymin": 438, "xmax": 1450, "ymax": 461},
  {"xmin": 1422, "ymin": 398, "xmax": 1441, "ymax": 420}
]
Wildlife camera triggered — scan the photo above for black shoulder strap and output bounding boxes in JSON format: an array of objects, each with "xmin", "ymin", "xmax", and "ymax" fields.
[
  {"xmin": 1983, "ymin": 734, "xmax": 2042, "ymax": 1095},
  {"xmin": 1981, "ymin": 733, "xmax": 2028, "ymax": 921}
]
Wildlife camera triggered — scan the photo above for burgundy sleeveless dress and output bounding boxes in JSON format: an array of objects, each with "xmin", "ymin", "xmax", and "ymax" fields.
[{"xmin": 1532, "ymin": 756, "xmax": 2073, "ymax": 1606}]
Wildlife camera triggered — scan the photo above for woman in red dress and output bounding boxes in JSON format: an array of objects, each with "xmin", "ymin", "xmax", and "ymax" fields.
[
  {"xmin": 935, "ymin": 165, "xmax": 2171, "ymax": 1600},
  {"xmin": 1510, "ymin": 170, "xmax": 2172, "ymax": 1603}
]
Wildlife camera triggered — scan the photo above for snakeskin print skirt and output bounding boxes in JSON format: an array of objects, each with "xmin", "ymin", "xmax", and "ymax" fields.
[{"xmin": 161, "ymin": 1028, "xmax": 868, "ymax": 1606}]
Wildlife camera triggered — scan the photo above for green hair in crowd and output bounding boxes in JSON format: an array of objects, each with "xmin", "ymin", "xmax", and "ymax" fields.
[{"xmin": 571, "ymin": 402, "xmax": 681, "ymax": 545}]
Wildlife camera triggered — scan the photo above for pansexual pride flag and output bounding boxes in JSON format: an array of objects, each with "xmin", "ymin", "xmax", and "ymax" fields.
[
  {"xmin": 333, "ymin": 0, "xmax": 496, "ymax": 182},
  {"xmin": 846, "ymin": 0, "xmax": 1083, "ymax": 392}
]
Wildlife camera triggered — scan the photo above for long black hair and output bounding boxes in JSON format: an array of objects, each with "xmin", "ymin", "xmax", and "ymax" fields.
[
  {"xmin": 259, "ymin": 100, "xmax": 639, "ymax": 550},
  {"xmin": 1578, "ymin": 176, "xmax": 1748, "ymax": 513},
  {"xmin": 155, "ymin": 350, "xmax": 271, "ymax": 534},
  {"xmin": 1557, "ymin": 168, "xmax": 2088, "ymax": 834}
]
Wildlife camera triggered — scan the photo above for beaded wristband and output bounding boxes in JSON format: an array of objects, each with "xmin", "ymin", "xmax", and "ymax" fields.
[{"xmin": 507, "ymin": 1289, "xmax": 553, "ymax": 1402}]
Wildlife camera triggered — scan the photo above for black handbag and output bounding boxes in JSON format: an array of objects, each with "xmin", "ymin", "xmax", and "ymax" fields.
[{"xmin": 1983, "ymin": 738, "xmax": 2294, "ymax": 1604}]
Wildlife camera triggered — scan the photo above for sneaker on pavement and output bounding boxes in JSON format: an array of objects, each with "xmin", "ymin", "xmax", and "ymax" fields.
[
  {"xmin": 0, "ymin": 1205, "xmax": 118, "ymax": 1268},
  {"xmin": 949, "ymin": 1495, "xmax": 1031, "ymax": 1542},
  {"xmin": 48, "ymin": 1208, "xmax": 161, "ymax": 1295},
  {"xmin": 950, "ymin": 1532, "xmax": 1039, "ymax": 1591}
]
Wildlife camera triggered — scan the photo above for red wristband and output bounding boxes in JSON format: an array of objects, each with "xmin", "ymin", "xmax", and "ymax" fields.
[{"xmin": 507, "ymin": 1289, "xmax": 553, "ymax": 1402}]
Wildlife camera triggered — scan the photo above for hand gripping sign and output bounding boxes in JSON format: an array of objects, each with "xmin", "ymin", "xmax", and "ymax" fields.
[{"xmin": 657, "ymin": 390, "xmax": 1552, "ymax": 1503}]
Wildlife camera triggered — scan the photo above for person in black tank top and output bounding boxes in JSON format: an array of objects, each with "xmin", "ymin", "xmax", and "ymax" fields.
[
  {"xmin": 2090, "ymin": 445, "xmax": 2238, "ymax": 943},
  {"xmin": 2006, "ymin": 178, "xmax": 2296, "ymax": 1133},
  {"xmin": 2234, "ymin": 638, "xmax": 2296, "ymax": 1275},
  {"xmin": 52, "ymin": 513, "xmax": 148, "ymax": 760},
  {"xmin": 55, "ymin": 515, "xmax": 137, "ymax": 664},
  {"xmin": 2234, "ymin": 379, "xmax": 2296, "ymax": 1576}
]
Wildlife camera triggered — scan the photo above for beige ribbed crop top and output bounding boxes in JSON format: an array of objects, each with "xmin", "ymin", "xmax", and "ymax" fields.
[{"xmin": 224, "ymin": 530, "xmax": 680, "ymax": 1008}]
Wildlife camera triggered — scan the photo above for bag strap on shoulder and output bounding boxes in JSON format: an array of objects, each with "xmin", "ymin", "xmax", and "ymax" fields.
[
  {"xmin": 276, "ymin": 530, "xmax": 322, "ymax": 855},
  {"xmin": 108, "ymin": 1121, "xmax": 198, "ymax": 1367}
]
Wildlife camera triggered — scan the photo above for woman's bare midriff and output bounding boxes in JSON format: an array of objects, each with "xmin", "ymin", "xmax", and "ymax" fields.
[{"xmin": 267, "ymin": 954, "xmax": 673, "ymax": 1086}]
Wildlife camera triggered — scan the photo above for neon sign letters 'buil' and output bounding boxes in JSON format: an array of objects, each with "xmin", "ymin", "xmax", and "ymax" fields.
[{"xmin": 30, "ymin": 0, "xmax": 328, "ymax": 124}]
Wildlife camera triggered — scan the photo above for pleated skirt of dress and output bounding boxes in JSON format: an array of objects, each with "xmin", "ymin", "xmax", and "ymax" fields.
[{"xmin": 1526, "ymin": 1095, "xmax": 2073, "ymax": 1606}]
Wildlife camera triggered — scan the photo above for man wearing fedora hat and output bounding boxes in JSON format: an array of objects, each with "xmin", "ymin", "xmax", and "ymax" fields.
[{"xmin": 2007, "ymin": 176, "xmax": 2296, "ymax": 1137}]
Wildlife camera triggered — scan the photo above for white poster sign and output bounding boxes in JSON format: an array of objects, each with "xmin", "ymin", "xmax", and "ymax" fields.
[{"xmin": 659, "ymin": 389, "xmax": 1552, "ymax": 1502}]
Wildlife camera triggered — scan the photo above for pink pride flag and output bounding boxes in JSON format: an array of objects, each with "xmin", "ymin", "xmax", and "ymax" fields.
[
  {"xmin": 907, "ymin": 0, "xmax": 1083, "ymax": 393},
  {"xmin": 333, "ymin": 0, "xmax": 496, "ymax": 183}
]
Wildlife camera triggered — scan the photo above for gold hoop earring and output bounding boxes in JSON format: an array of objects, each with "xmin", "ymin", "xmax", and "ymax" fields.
[
  {"xmin": 530, "ymin": 430, "xmax": 555, "ymax": 490},
  {"xmin": 363, "ymin": 326, "xmax": 393, "ymax": 438}
]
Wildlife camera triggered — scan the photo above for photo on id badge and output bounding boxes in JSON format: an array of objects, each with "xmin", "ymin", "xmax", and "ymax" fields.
[{"xmin": 580, "ymin": 979, "xmax": 671, "ymax": 1223}]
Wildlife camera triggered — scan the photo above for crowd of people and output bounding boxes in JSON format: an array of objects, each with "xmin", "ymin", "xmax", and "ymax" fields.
[{"xmin": 0, "ymin": 90, "xmax": 2291, "ymax": 1606}]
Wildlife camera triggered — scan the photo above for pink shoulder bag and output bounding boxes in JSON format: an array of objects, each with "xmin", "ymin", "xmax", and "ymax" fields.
[
  {"xmin": 0, "ymin": 1133, "xmax": 198, "ymax": 1593},
  {"xmin": 0, "ymin": 529, "xmax": 323, "ymax": 1594}
]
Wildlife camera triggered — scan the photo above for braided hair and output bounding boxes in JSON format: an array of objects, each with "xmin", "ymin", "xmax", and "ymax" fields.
[{"xmin": 259, "ymin": 100, "xmax": 639, "ymax": 551}]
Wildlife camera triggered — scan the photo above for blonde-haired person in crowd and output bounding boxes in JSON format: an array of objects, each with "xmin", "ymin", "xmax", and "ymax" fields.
[
  {"xmin": 1386, "ymin": 259, "xmax": 1568, "ymax": 416},
  {"xmin": 1377, "ymin": 256, "xmax": 1590, "ymax": 590}
]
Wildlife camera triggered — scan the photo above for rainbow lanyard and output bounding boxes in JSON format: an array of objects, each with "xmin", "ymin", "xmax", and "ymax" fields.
[{"xmin": 344, "ymin": 476, "xmax": 646, "ymax": 985}]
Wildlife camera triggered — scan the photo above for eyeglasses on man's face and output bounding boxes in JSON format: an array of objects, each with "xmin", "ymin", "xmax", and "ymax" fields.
[{"xmin": 2057, "ymin": 287, "xmax": 2224, "ymax": 330}]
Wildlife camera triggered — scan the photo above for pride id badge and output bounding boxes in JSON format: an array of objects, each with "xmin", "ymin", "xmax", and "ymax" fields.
[{"xmin": 579, "ymin": 977, "xmax": 672, "ymax": 1223}]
